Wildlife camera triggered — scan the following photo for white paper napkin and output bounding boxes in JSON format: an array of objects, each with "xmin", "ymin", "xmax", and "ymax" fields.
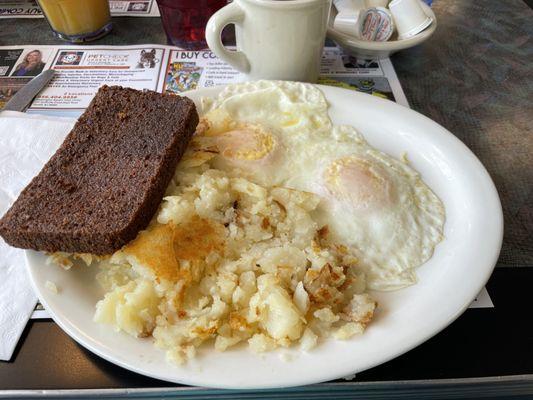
[{"xmin": 0, "ymin": 111, "xmax": 75, "ymax": 361}]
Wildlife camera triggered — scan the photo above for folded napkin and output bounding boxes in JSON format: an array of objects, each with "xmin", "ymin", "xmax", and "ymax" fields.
[{"xmin": 0, "ymin": 111, "xmax": 75, "ymax": 361}]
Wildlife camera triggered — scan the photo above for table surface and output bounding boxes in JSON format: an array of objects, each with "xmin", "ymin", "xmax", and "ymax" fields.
[{"xmin": 1, "ymin": 0, "xmax": 532, "ymax": 396}]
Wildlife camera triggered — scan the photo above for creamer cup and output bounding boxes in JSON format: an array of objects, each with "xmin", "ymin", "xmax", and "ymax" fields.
[
  {"xmin": 358, "ymin": 7, "xmax": 394, "ymax": 41},
  {"xmin": 332, "ymin": 0, "xmax": 366, "ymax": 36},
  {"xmin": 333, "ymin": 10, "xmax": 362, "ymax": 37},
  {"xmin": 389, "ymin": 0, "xmax": 432, "ymax": 40}
]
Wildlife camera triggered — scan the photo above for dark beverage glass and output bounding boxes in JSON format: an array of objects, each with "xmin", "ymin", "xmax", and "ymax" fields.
[{"xmin": 156, "ymin": 0, "xmax": 227, "ymax": 50}]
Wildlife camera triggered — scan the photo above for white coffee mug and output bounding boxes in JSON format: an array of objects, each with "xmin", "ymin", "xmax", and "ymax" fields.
[{"xmin": 206, "ymin": 0, "xmax": 331, "ymax": 82}]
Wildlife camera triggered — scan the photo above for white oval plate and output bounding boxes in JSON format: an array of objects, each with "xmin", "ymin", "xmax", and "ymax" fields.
[{"xmin": 26, "ymin": 85, "xmax": 503, "ymax": 389}]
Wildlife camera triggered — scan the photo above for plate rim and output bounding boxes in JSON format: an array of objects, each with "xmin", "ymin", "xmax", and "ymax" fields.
[{"xmin": 25, "ymin": 83, "xmax": 503, "ymax": 389}]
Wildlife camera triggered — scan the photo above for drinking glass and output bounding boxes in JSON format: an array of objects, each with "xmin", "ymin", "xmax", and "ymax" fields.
[
  {"xmin": 38, "ymin": 0, "xmax": 112, "ymax": 43},
  {"xmin": 156, "ymin": 0, "xmax": 227, "ymax": 50}
]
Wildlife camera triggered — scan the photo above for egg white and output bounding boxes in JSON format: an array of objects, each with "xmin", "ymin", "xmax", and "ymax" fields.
[
  {"xmin": 290, "ymin": 125, "xmax": 445, "ymax": 290},
  {"xmin": 190, "ymin": 81, "xmax": 332, "ymax": 186},
  {"xmin": 191, "ymin": 81, "xmax": 445, "ymax": 291}
]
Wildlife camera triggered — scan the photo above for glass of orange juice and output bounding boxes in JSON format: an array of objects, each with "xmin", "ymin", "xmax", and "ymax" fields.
[{"xmin": 37, "ymin": 0, "xmax": 112, "ymax": 43}]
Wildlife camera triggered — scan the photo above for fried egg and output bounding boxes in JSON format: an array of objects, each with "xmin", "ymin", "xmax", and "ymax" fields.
[
  {"xmin": 185, "ymin": 81, "xmax": 445, "ymax": 291},
  {"xmin": 292, "ymin": 125, "xmax": 445, "ymax": 290},
  {"xmin": 201, "ymin": 80, "xmax": 331, "ymax": 132},
  {"xmin": 183, "ymin": 81, "xmax": 332, "ymax": 186},
  {"xmin": 185, "ymin": 109, "xmax": 285, "ymax": 186}
]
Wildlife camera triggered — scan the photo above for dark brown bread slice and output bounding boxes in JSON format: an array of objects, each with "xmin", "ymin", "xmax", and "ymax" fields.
[{"xmin": 0, "ymin": 85, "xmax": 199, "ymax": 255}]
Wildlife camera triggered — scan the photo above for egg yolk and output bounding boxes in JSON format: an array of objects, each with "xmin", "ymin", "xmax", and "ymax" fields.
[
  {"xmin": 218, "ymin": 127, "xmax": 275, "ymax": 161},
  {"xmin": 325, "ymin": 157, "xmax": 392, "ymax": 209}
]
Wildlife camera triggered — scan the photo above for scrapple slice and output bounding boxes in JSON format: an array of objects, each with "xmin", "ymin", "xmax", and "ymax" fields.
[{"xmin": 0, "ymin": 85, "xmax": 199, "ymax": 255}]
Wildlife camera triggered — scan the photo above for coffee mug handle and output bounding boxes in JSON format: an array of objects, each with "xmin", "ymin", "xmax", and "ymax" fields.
[{"xmin": 206, "ymin": 2, "xmax": 250, "ymax": 73}]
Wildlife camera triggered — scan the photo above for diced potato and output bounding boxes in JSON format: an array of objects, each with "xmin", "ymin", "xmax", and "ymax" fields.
[
  {"xmin": 300, "ymin": 328, "xmax": 318, "ymax": 351},
  {"xmin": 248, "ymin": 334, "xmax": 277, "ymax": 353},
  {"xmin": 333, "ymin": 322, "xmax": 364, "ymax": 340},
  {"xmin": 261, "ymin": 286, "xmax": 303, "ymax": 340},
  {"xmin": 292, "ymin": 282, "xmax": 309, "ymax": 315},
  {"xmin": 48, "ymin": 164, "xmax": 376, "ymax": 364}
]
